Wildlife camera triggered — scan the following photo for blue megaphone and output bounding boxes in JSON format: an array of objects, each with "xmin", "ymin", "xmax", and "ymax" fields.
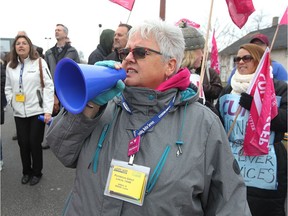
[{"xmin": 54, "ymin": 58, "xmax": 126, "ymax": 114}]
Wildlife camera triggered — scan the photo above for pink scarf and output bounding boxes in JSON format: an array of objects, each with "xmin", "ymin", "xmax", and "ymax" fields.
[{"xmin": 156, "ymin": 67, "xmax": 191, "ymax": 92}]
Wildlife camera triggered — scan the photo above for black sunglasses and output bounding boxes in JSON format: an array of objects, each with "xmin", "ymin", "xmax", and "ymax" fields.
[
  {"xmin": 233, "ymin": 55, "xmax": 253, "ymax": 63},
  {"xmin": 118, "ymin": 47, "xmax": 163, "ymax": 61}
]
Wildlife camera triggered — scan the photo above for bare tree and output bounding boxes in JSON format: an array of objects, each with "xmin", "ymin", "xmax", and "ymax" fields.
[
  {"xmin": 250, "ymin": 10, "xmax": 271, "ymax": 30},
  {"xmin": 202, "ymin": 10, "xmax": 274, "ymax": 51}
]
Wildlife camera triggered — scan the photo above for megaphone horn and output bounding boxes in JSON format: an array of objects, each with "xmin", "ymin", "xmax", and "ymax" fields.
[{"xmin": 54, "ymin": 58, "xmax": 126, "ymax": 114}]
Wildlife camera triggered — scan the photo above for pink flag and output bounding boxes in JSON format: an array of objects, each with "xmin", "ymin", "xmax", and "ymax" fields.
[
  {"xmin": 210, "ymin": 30, "xmax": 220, "ymax": 74},
  {"xmin": 243, "ymin": 48, "xmax": 278, "ymax": 156},
  {"xmin": 279, "ymin": 7, "xmax": 288, "ymax": 25},
  {"xmin": 109, "ymin": 0, "xmax": 135, "ymax": 11},
  {"xmin": 175, "ymin": 18, "xmax": 200, "ymax": 28},
  {"xmin": 225, "ymin": 0, "xmax": 255, "ymax": 29}
]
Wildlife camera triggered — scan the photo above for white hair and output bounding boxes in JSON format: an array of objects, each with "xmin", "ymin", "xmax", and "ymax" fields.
[{"xmin": 128, "ymin": 19, "xmax": 185, "ymax": 71}]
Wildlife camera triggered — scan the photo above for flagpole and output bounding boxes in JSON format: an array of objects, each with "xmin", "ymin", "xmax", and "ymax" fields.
[
  {"xmin": 160, "ymin": 0, "xmax": 166, "ymax": 20},
  {"xmin": 270, "ymin": 24, "xmax": 279, "ymax": 51},
  {"xmin": 227, "ymin": 106, "xmax": 242, "ymax": 138},
  {"xmin": 126, "ymin": 11, "xmax": 132, "ymax": 23},
  {"xmin": 198, "ymin": 0, "xmax": 214, "ymax": 95},
  {"xmin": 270, "ymin": 7, "xmax": 287, "ymax": 51}
]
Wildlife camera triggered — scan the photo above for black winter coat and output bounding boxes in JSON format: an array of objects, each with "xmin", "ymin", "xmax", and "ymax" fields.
[{"xmin": 0, "ymin": 61, "xmax": 7, "ymax": 125}]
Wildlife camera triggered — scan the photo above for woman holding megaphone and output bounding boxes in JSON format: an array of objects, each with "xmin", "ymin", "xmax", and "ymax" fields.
[{"xmin": 46, "ymin": 20, "xmax": 250, "ymax": 215}]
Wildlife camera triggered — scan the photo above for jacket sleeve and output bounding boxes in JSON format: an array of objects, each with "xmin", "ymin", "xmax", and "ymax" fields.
[
  {"xmin": 4, "ymin": 64, "xmax": 13, "ymax": 105},
  {"xmin": 1, "ymin": 63, "xmax": 7, "ymax": 106},
  {"xmin": 71, "ymin": 47, "xmax": 80, "ymax": 63},
  {"xmin": 40, "ymin": 58, "xmax": 54, "ymax": 114},
  {"xmin": 202, "ymin": 68, "xmax": 223, "ymax": 101},
  {"xmin": 44, "ymin": 49, "xmax": 52, "ymax": 70},
  {"xmin": 271, "ymin": 61, "xmax": 288, "ymax": 81},
  {"xmin": 270, "ymin": 80, "xmax": 287, "ymax": 134},
  {"xmin": 46, "ymin": 109, "xmax": 98, "ymax": 168},
  {"xmin": 202, "ymin": 117, "xmax": 251, "ymax": 216},
  {"xmin": 88, "ymin": 50, "xmax": 103, "ymax": 65}
]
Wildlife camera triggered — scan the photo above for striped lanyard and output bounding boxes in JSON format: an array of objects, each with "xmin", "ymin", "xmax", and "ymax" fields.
[
  {"xmin": 122, "ymin": 95, "xmax": 176, "ymax": 165},
  {"xmin": 19, "ymin": 63, "xmax": 24, "ymax": 92}
]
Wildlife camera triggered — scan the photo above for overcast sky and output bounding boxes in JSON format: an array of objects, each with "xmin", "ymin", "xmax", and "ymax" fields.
[{"xmin": 1, "ymin": 0, "xmax": 287, "ymax": 61}]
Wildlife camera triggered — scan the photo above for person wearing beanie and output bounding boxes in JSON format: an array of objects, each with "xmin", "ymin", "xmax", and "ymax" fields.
[
  {"xmin": 180, "ymin": 23, "xmax": 205, "ymax": 51},
  {"xmin": 88, "ymin": 29, "xmax": 115, "ymax": 65},
  {"xmin": 180, "ymin": 23, "xmax": 223, "ymax": 105},
  {"xmin": 227, "ymin": 33, "xmax": 288, "ymax": 84}
]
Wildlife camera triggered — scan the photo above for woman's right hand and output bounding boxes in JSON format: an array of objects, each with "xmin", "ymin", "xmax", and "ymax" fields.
[{"xmin": 94, "ymin": 60, "xmax": 122, "ymax": 69}]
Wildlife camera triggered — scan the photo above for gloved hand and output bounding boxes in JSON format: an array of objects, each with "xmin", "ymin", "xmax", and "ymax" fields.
[
  {"xmin": 91, "ymin": 80, "xmax": 125, "ymax": 106},
  {"xmin": 239, "ymin": 92, "xmax": 253, "ymax": 110},
  {"xmin": 95, "ymin": 60, "xmax": 121, "ymax": 69}
]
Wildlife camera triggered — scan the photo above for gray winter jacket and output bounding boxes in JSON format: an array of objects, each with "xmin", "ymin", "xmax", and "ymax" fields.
[
  {"xmin": 46, "ymin": 86, "xmax": 251, "ymax": 216},
  {"xmin": 45, "ymin": 44, "xmax": 80, "ymax": 80}
]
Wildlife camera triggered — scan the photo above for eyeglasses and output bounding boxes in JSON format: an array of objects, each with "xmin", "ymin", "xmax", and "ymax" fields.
[
  {"xmin": 118, "ymin": 47, "xmax": 163, "ymax": 61},
  {"xmin": 233, "ymin": 55, "xmax": 253, "ymax": 63}
]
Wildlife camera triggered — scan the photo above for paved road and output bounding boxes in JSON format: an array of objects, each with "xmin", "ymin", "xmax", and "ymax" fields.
[{"xmin": 1, "ymin": 106, "xmax": 75, "ymax": 216}]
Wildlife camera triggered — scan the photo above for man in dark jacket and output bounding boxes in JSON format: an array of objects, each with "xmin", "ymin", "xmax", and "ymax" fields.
[
  {"xmin": 105, "ymin": 23, "xmax": 132, "ymax": 62},
  {"xmin": 44, "ymin": 24, "xmax": 80, "ymax": 148},
  {"xmin": 45, "ymin": 24, "xmax": 80, "ymax": 80},
  {"xmin": 88, "ymin": 29, "xmax": 115, "ymax": 65}
]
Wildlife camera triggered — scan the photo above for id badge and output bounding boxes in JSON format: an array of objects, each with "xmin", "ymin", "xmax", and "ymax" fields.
[
  {"xmin": 15, "ymin": 93, "xmax": 26, "ymax": 102},
  {"xmin": 104, "ymin": 159, "xmax": 150, "ymax": 206}
]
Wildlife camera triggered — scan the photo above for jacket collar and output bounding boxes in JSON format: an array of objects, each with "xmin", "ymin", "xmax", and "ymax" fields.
[{"xmin": 156, "ymin": 67, "xmax": 191, "ymax": 92}]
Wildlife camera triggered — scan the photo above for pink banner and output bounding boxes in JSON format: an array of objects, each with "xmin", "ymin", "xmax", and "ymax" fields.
[
  {"xmin": 175, "ymin": 18, "xmax": 200, "ymax": 28},
  {"xmin": 279, "ymin": 7, "xmax": 288, "ymax": 25},
  {"xmin": 225, "ymin": 0, "xmax": 255, "ymax": 29},
  {"xmin": 210, "ymin": 30, "xmax": 220, "ymax": 74},
  {"xmin": 109, "ymin": 0, "xmax": 135, "ymax": 11},
  {"xmin": 243, "ymin": 49, "xmax": 278, "ymax": 156}
]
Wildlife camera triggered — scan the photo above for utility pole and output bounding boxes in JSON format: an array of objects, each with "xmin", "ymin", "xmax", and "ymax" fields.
[
  {"xmin": 159, "ymin": 0, "xmax": 166, "ymax": 21},
  {"xmin": 98, "ymin": 24, "xmax": 102, "ymax": 43}
]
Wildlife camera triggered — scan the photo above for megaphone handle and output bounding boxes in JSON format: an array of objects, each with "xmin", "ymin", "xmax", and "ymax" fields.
[
  {"xmin": 83, "ymin": 102, "xmax": 101, "ymax": 119},
  {"xmin": 38, "ymin": 115, "xmax": 53, "ymax": 125}
]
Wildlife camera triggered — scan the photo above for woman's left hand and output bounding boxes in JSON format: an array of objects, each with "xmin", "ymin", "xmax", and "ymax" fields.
[{"xmin": 44, "ymin": 113, "xmax": 52, "ymax": 124}]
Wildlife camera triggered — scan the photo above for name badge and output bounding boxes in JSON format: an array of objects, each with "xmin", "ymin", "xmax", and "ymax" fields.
[
  {"xmin": 15, "ymin": 93, "xmax": 26, "ymax": 102},
  {"xmin": 104, "ymin": 159, "xmax": 150, "ymax": 206}
]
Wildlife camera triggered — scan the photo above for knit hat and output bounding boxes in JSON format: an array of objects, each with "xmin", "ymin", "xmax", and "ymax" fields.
[
  {"xmin": 180, "ymin": 23, "xmax": 205, "ymax": 51},
  {"xmin": 250, "ymin": 34, "xmax": 269, "ymax": 46}
]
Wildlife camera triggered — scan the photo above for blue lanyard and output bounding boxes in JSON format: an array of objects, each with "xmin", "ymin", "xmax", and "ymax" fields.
[
  {"xmin": 19, "ymin": 63, "xmax": 24, "ymax": 92},
  {"xmin": 122, "ymin": 95, "xmax": 176, "ymax": 165},
  {"xmin": 133, "ymin": 96, "xmax": 176, "ymax": 138},
  {"xmin": 121, "ymin": 95, "xmax": 176, "ymax": 138},
  {"xmin": 120, "ymin": 95, "xmax": 133, "ymax": 114}
]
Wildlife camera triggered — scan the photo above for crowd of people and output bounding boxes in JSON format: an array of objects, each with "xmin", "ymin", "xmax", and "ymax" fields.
[{"xmin": 0, "ymin": 18, "xmax": 287, "ymax": 216}]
